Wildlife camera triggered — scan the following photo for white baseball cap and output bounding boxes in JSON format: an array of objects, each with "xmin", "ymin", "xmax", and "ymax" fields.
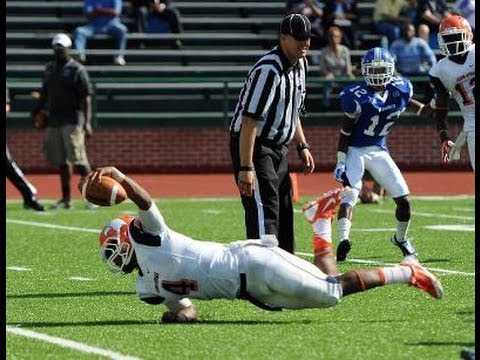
[{"xmin": 51, "ymin": 33, "xmax": 72, "ymax": 48}]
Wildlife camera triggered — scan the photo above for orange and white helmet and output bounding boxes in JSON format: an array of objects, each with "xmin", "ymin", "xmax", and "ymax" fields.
[
  {"xmin": 438, "ymin": 15, "xmax": 473, "ymax": 57},
  {"xmin": 99, "ymin": 215, "xmax": 135, "ymax": 273}
]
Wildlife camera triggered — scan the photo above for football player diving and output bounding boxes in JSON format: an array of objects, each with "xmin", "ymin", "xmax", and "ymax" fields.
[{"xmin": 86, "ymin": 166, "xmax": 442, "ymax": 323}]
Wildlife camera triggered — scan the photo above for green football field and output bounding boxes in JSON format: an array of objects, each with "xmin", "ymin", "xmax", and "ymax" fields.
[{"xmin": 6, "ymin": 195, "xmax": 475, "ymax": 360}]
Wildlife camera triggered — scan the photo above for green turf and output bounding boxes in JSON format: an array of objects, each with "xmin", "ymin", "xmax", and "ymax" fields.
[{"xmin": 6, "ymin": 196, "xmax": 475, "ymax": 359}]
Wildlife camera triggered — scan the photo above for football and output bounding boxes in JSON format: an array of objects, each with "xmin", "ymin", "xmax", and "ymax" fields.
[{"xmin": 79, "ymin": 175, "xmax": 127, "ymax": 206}]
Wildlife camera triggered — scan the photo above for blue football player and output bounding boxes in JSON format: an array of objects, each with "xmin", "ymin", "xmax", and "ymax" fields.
[{"xmin": 332, "ymin": 47, "xmax": 434, "ymax": 261}]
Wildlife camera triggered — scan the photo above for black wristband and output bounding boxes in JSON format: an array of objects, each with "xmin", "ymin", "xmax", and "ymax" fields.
[
  {"xmin": 239, "ymin": 165, "xmax": 254, "ymax": 171},
  {"xmin": 438, "ymin": 129, "xmax": 449, "ymax": 143},
  {"xmin": 296, "ymin": 142, "xmax": 311, "ymax": 156}
]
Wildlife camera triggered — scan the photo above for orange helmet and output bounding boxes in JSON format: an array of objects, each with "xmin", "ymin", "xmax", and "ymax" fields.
[
  {"xmin": 438, "ymin": 15, "xmax": 473, "ymax": 57},
  {"xmin": 99, "ymin": 215, "xmax": 135, "ymax": 273}
]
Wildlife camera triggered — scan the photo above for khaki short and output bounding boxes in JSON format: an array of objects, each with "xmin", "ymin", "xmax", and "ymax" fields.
[{"xmin": 43, "ymin": 124, "xmax": 90, "ymax": 166}]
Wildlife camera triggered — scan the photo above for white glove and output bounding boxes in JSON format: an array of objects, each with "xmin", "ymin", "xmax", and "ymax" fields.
[
  {"xmin": 448, "ymin": 131, "xmax": 467, "ymax": 162},
  {"xmin": 333, "ymin": 162, "xmax": 346, "ymax": 183},
  {"xmin": 333, "ymin": 151, "xmax": 347, "ymax": 183}
]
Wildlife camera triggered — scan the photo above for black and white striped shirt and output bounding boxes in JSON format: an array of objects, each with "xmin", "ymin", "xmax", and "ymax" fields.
[{"xmin": 229, "ymin": 45, "xmax": 308, "ymax": 146}]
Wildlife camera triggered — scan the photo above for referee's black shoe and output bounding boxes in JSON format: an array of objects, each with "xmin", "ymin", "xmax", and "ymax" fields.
[
  {"xmin": 336, "ymin": 239, "xmax": 351, "ymax": 261},
  {"xmin": 23, "ymin": 199, "xmax": 45, "ymax": 212}
]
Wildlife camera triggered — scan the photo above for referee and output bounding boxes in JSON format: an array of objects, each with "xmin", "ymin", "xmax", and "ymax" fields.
[
  {"xmin": 6, "ymin": 84, "xmax": 45, "ymax": 211},
  {"xmin": 229, "ymin": 14, "xmax": 315, "ymax": 253}
]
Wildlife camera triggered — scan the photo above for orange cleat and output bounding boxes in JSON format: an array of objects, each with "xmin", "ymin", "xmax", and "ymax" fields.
[
  {"xmin": 400, "ymin": 262, "xmax": 443, "ymax": 299},
  {"xmin": 303, "ymin": 188, "xmax": 344, "ymax": 223}
]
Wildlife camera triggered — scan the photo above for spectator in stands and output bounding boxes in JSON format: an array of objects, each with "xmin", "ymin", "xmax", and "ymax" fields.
[
  {"xmin": 322, "ymin": 0, "xmax": 359, "ymax": 49},
  {"xmin": 127, "ymin": 0, "xmax": 149, "ymax": 33},
  {"xmin": 286, "ymin": 0, "xmax": 325, "ymax": 46},
  {"xmin": 318, "ymin": 26, "xmax": 355, "ymax": 109},
  {"xmin": 416, "ymin": 0, "xmax": 451, "ymax": 49},
  {"xmin": 417, "ymin": 23, "xmax": 430, "ymax": 42},
  {"xmin": 148, "ymin": 0, "xmax": 184, "ymax": 48},
  {"xmin": 390, "ymin": 22, "xmax": 437, "ymax": 77},
  {"xmin": 31, "ymin": 34, "xmax": 94, "ymax": 210},
  {"xmin": 373, "ymin": 0, "xmax": 412, "ymax": 47},
  {"xmin": 73, "ymin": 0, "xmax": 128, "ymax": 65},
  {"xmin": 404, "ymin": 0, "xmax": 420, "ymax": 24},
  {"xmin": 6, "ymin": 84, "xmax": 45, "ymax": 211},
  {"xmin": 453, "ymin": 0, "xmax": 475, "ymax": 39}
]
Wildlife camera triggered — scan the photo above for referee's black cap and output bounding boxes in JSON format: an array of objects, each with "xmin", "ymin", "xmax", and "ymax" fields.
[{"xmin": 280, "ymin": 14, "xmax": 315, "ymax": 41}]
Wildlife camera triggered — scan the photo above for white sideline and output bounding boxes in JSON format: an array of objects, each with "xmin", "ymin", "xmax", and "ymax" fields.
[
  {"xmin": 6, "ymin": 326, "xmax": 141, "ymax": 360},
  {"xmin": 6, "ymin": 218, "xmax": 475, "ymax": 277},
  {"xmin": 6, "ymin": 219, "xmax": 99, "ymax": 233}
]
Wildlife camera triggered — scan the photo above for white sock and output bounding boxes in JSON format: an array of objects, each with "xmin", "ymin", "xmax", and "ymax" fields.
[
  {"xmin": 338, "ymin": 217, "xmax": 351, "ymax": 241},
  {"xmin": 380, "ymin": 266, "xmax": 412, "ymax": 284},
  {"xmin": 396, "ymin": 221, "xmax": 410, "ymax": 241},
  {"xmin": 312, "ymin": 218, "xmax": 332, "ymax": 240}
]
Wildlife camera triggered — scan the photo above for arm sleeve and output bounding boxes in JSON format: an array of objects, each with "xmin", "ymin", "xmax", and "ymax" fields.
[
  {"xmin": 241, "ymin": 65, "xmax": 281, "ymax": 121},
  {"xmin": 340, "ymin": 89, "xmax": 360, "ymax": 118},
  {"xmin": 138, "ymin": 202, "xmax": 168, "ymax": 236}
]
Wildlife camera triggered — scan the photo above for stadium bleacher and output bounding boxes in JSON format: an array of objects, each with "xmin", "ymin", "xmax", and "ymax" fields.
[{"xmin": 6, "ymin": 0, "xmax": 460, "ymax": 127}]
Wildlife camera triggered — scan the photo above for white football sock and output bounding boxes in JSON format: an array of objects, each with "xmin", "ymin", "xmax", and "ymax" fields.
[
  {"xmin": 380, "ymin": 266, "xmax": 412, "ymax": 284},
  {"xmin": 312, "ymin": 218, "xmax": 332, "ymax": 240},
  {"xmin": 338, "ymin": 217, "xmax": 351, "ymax": 241},
  {"xmin": 395, "ymin": 220, "xmax": 410, "ymax": 241}
]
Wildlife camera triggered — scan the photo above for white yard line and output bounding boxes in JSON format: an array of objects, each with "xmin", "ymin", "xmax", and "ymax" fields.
[
  {"xmin": 6, "ymin": 326, "xmax": 141, "ymax": 360},
  {"xmin": 6, "ymin": 266, "xmax": 32, "ymax": 271},
  {"xmin": 6, "ymin": 219, "xmax": 99, "ymax": 233},
  {"xmin": 370, "ymin": 209, "xmax": 475, "ymax": 221},
  {"xmin": 7, "ymin": 218, "xmax": 474, "ymax": 277}
]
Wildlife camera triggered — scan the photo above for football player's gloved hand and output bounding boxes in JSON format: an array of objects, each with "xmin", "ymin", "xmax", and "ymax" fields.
[
  {"xmin": 333, "ymin": 162, "xmax": 346, "ymax": 183},
  {"xmin": 441, "ymin": 140, "xmax": 454, "ymax": 163}
]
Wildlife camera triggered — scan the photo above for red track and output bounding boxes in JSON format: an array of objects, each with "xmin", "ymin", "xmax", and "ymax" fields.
[{"xmin": 6, "ymin": 172, "xmax": 474, "ymax": 200}]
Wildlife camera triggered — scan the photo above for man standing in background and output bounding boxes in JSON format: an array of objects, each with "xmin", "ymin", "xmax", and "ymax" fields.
[{"xmin": 31, "ymin": 33, "xmax": 94, "ymax": 209}]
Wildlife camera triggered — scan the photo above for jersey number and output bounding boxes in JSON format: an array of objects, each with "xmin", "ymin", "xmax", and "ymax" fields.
[
  {"xmin": 162, "ymin": 279, "xmax": 198, "ymax": 295},
  {"xmin": 350, "ymin": 85, "xmax": 367, "ymax": 98},
  {"xmin": 455, "ymin": 77, "xmax": 475, "ymax": 106},
  {"xmin": 363, "ymin": 111, "xmax": 401, "ymax": 137}
]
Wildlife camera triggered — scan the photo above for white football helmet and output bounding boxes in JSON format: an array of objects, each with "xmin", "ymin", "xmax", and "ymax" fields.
[
  {"xmin": 361, "ymin": 47, "xmax": 395, "ymax": 87},
  {"xmin": 99, "ymin": 215, "xmax": 135, "ymax": 273},
  {"xmin": 438, "ymin": 15, "xmax": 473, "ymax": 57}
]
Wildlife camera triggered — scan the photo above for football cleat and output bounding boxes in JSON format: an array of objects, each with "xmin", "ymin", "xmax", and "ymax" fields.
[
  {"xmin": 400, "ymin": 262, "xmax": 443, "ymax": 299},
  {"xmin": 336, "ymin": 239, "xmax": 352, "ymax": 262},
  {"xmin": 391, "ymin": 234, "xmax": 417, "ymax": 257},
  {"xmin": 302, "ymin": 188, "xmax": 343, "ymax": 224}
]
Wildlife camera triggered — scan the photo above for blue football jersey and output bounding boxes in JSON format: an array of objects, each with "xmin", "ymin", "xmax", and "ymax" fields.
[{"xmin": 340, "ymin": 76, "xmax": 413, "ymax": 149}]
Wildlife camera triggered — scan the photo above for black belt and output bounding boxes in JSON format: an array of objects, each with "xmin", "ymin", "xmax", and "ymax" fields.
[{"xmin": 239, "ymin": 273, "xmax": 282, "ymax": 311}]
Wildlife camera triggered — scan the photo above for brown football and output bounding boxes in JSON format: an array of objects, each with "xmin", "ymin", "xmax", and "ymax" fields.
[{"xmin": 79, "ymin": 175, "xmax": 127, "ymax": 206}]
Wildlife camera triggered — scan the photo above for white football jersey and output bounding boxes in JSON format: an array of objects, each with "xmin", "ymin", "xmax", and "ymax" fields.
[
  {"xmin": 131, "ymin": 203, "xmax": 242, "ymax": 309},
  {"xmin": 429, "ymin": 44, "xmax": 475, "ymax": 132}
]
